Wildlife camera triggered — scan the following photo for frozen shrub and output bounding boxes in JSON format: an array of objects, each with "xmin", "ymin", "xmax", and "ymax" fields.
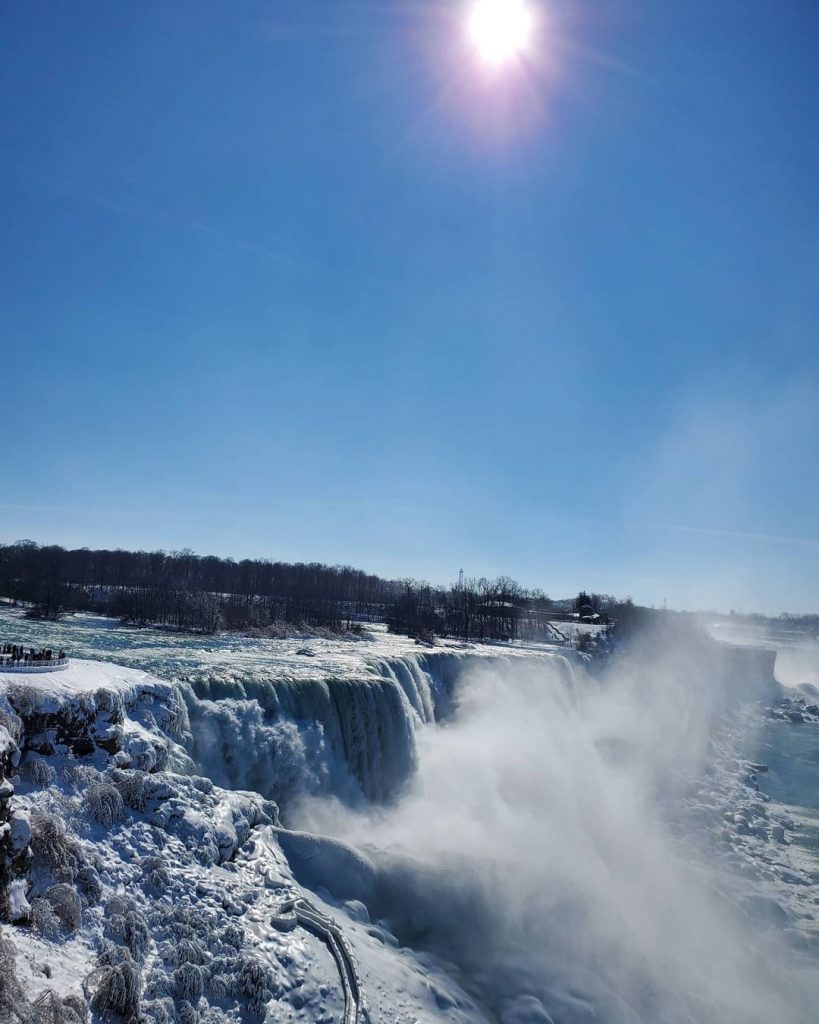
[
  {"xmin": 88, "ymin": 947, "xmax": 142, "ymax": 1022},
  {"xmin": 0, "ymin": 934, "xmax": 31, "ymax": 1023},
  {"xmin": 30, "ymin": 810, "xmax": 84, "ymax": 879},
  {"xmin": 176, "ymin": 1001, "xmax": 200, "ymax": 1024},
  {"xmin": 152, "ymin": 744, "xmax": 169, "ymax": 772},
  {"xmin": 27, "ymin": 757, "xmax": 57, "ymax": 787},
  {"xmin": 62, "ymin": 993, "xmax": 90, "ymax": 1024},
  {"xmin": 155, "ymin": 695, "xmax": 188, "ymax": 739},
  {"xmin": 247, "ymin": 989, "xmax": 272, "ymax": 1020},
  {"xmin": 30, "ymin": 897, "xmax": 61, "ymax": 938},
  {"xmin": 31, "ymin": 989, "xmax": 84, "ymax": 1024},
  {"xmin": 45, "ymin": 883, "xmax": 82, "ymax": 932},
  {"xmin": 127, "ymin": 739, "xmax": 157, "ymax": 773},
  {"xmin": 140, "ymin": 856, "xmax": 170, "ymax": 892},
  {"xmin": 110, "ymin": 770, "xmax": 148, "ymax": 812},
  {"xmin": 88, "ymin": 783, "xmax": 125, "ymax": 827},
  {"xmin": 142, "ymin": 972, "xmax": 171, "ymax": 1001},
  {"xmin": 220, "ymin": 923, "xmax": 244, "ymax": 949},
  {"xmin": 123, "ymin": 911, "xmax": 150, "ymax": 963},
  {"xmin": 204, "ymin": 973, "xmax": 229, "ymax": 1000},
  {"xmin": 174, "ymin": 964, "xmax": 205, "ymax": 1003},
  {"xmin": 241, "ymin": 956, "xmax": 272, "ymax": 992},
  {"xmin": 6, "ymin": 684, "xmax": 40, "ymax": 718},
  {"xmin": 66, "ymin": 765, "xmax": 103, "ymax": 791},
  {"xmin": 190, "ymin": 777, "xmax": 213, "ymax": 796},
  {"xmin": 104, "ymin": 904, "xmax": 149, "ymax": 961},
  {"xmin": 0, "ymin": 707, "xmax": 23, "ymax": 744},
  {"xmin": 95, "ymin": 689, "xmax": 124, "ymax": 721},
  {"xmin": 173, "ymin": 938, "xmax": 207, "ymax": 967},
  {"xmin": 138, "ymin": 999, "xmax": 173, "ymax": 1024},
  {"xmin": 226, "ymin": 955, "xmax": 274, "ymax": 1009},
  {"xmin": 76, "ymin": 865, "xmax": 102, "ymax": 905},
  {"xmin": 106, "ymin": 895, "xmax": 130, "ymax": 917}
]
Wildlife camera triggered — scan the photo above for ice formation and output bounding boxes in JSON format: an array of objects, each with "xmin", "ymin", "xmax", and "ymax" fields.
[{"xmin": 0, "ymin": 609, "xmax": 817, "ymax": 1024}]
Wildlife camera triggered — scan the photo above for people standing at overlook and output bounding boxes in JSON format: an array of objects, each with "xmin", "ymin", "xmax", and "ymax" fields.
[{"xmin": 0, "ymin": 643, "xmax": 67, "ymax": 667}]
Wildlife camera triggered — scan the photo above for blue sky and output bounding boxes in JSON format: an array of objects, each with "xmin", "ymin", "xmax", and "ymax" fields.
[{"xmin": 2, "ymin": 1, "xmax": 818, "ymax": 613}]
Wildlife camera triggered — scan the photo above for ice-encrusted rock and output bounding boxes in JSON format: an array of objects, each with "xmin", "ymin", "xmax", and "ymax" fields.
[
  {"xmin": 8, "ymin": 809, "xmax": 31, "ymax": 852},
  {"xmin": 8, "ymin": 877, "xmax": 31, "ymax": 921}
]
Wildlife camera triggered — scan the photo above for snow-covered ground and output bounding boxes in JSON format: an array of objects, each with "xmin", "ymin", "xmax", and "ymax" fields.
[
  {"xmin": 0, "ymin": 654, "xmax": 493, "ymax": 1024},
  {"xmin": 1, "ymin": 610, "xmax": 819, "ymax": 1024}
]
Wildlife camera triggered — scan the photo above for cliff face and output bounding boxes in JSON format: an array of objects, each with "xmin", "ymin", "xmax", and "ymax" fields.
[
  {"xmin": 0, "ymin": 667, "xmax": 171, "ymax": 922},
  {"xmin": 0, "ymin": 706, "xmax": 25, "ymax": 918},
  {"xmin": 0, "ymin": 659, "xmax": 482, "ymax": 1024},
  {"xmin": 0, "ymin": 663, "xmax": 285, "ymax": 1024}
]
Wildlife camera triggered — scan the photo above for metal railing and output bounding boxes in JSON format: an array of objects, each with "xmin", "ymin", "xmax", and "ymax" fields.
[{"xmin": 0, "ymin": 657, "xmax": 69, "ymax": 674}]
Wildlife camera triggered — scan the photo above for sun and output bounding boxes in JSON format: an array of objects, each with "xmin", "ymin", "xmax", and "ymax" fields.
[{"xmin": 467, "ymin": 0, "xmax": 534, "ymax": 67}]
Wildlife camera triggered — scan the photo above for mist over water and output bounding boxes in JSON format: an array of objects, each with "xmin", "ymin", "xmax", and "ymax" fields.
[
  {"xmin": 5, "ymin": 607, "xmax": 818, "ymax": 1021},
  {"xmin": 294, "ymin": 638, "xmax": 819, "ymax": 1024}
]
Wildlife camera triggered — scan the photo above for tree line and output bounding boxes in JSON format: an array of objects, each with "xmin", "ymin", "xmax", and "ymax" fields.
[
  {"xmin": 0, "ymin": 539, "xmax": 628, "ymax": 641},
  {"xmin": 0, "ymin": 541, "xmax": 397, "ymax": 633}
]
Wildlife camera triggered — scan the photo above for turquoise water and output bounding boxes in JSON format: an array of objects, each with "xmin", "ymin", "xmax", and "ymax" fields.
[{"xmin": 748, "ymin": 719, "xmax": 819, "ymax": 866}]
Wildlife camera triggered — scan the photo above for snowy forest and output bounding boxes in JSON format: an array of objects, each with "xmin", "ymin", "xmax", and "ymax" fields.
[{"xmin": 0, "ymin": 540, "xmax": 616, "ymax": 640}]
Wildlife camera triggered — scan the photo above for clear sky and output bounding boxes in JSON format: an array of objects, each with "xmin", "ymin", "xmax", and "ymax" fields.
[{"xmin": 2, "ymin": 1, "xmax": 818, "ymax": 614}]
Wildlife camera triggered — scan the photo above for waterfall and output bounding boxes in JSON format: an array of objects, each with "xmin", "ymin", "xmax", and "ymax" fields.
[{"xmin": 179, "ymin": 650, "xmax": 579, "ymax": 807}]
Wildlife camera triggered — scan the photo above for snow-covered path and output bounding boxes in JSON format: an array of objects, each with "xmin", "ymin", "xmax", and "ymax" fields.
[{"xmin": 272, "ymin": 897, "xmax": 362, "ymax": 1024}]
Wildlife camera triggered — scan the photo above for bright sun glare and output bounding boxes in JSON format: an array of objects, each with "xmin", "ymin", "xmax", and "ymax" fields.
[{"xmin": 468, "ymin": 0, "xmax": 533, "ymax": 66}]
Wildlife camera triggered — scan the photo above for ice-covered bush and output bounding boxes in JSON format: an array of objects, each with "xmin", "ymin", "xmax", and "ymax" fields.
[
  {"xmin": 138, "ymin": 999, "xmax": 174, "ymax": 1024},
  {"xmin": 45, "ymin": 883, "xmax": 82, "ymax": 932},
  {"xmin": 30, "ymin": 810, "xmax": 84, "ymax": 879},
  {"xmin": 30, "ymin": 897, "xmax": 61, "ymax": 938},
  {"xmin": 88, "ymin": 947, "xmax": 142, "ymax": 1022},
  {"xmin": 27, "ymin": 757, "xmax": 56, "ymax": 787},
  {"xmin": 66, "ymin": 765, "xmax": 103, "ymax": 792},
  {"xmin": 199, "ymin": 1009, "xmax": 230, "ymax": 1024},
  {"xmin": 87, "ymin": 783, "xmax": 125, "ymax": 827},
  {"xmin": 0, "ymin": 934, "xmax": 31, "ymax": 1023},
  {"xmin": 6, "ymin": 683, "xmax": 40, "ymax": 718},
  {"xmin": 31, "ymin": 989, "xmax": 89, "ymax": 1024},
  {"xmin": 235, "ymin": 955, "xmax": 273, "ymax": 997},
  {"xmin": 61, "ymin": 993, "xmax": 90, "ymax": 1024},
  {"xmin": 173, "ymin": 938, "xmax": 207, "ymax": 967},
  {"xmin": 110, "ymin": 770, "xmax": 148, "ymax": 812},
  {"xmin": 190, "ymin": 776, "xmax": 213, "ymax": 796},
  {"xmin": 220, "ymin": 923, "xmax": 244, "ymax": 949},
  {"xmin": 127, "ymin": 739, "xmax": 157, "ymax": 773},
  {"xmin": 246, "ymin": 988, "xmax": 273, "ymax": 1020},
  {"xmin": 220, "ymin": 953, "xmax": 274, "ymax": 1015},
  {"xmin": 176, "ymin": 1001, "xmax": 200, "ymax": 1024},
  {"xmin": 139, "ymin": 856, "xmax": 170, "ymax": 892},
  {"xmin": 103, "ymin": 903, "xmax": 149, "ymax": 962},
  {"xmin": 123, "ymin": 911, "xmax": 150, "ymax": 963},
  {"xmin": 76, "ymin": 865, "xmax": 102, "ymax": 906},
  {"xmin": 0, "ymin": 707, "xmax": 23, "ymax": 745},
  {"xmin": 94, "ymin": 689, "xmax": 124, "ymax": 721},
  {"xmin": 174, "ymin": 963, "xmax": 206, "ymax": 1003},
  {"xmin": 106, "ymin": 895, "xmax": 130, "ymax": 918},
  {"xmin": 204, "ymin": 973, "xmax": 229, "ymax": 1000}
]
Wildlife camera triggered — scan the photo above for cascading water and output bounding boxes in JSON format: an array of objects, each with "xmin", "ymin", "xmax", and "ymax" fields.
[
  {"xmin": 179, "ymin": 651, "xmax": 506, "ymax": 805},
  {"xmin": 283, "ymin": 636, "xmax": 819, "ymax": 1024},
  {"xmin": 179, "ymin": 649, "xmax": 581, "ymax": 808}
]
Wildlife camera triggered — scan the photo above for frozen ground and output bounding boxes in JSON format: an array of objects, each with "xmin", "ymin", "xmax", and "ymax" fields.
[
  {"xmin": 0, "ymin": 656, "xmax": 491, "ymax": 1024},
  {"xmin": 1, "ymin": 609, "xmax": 818, "ymax": 1024}
]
